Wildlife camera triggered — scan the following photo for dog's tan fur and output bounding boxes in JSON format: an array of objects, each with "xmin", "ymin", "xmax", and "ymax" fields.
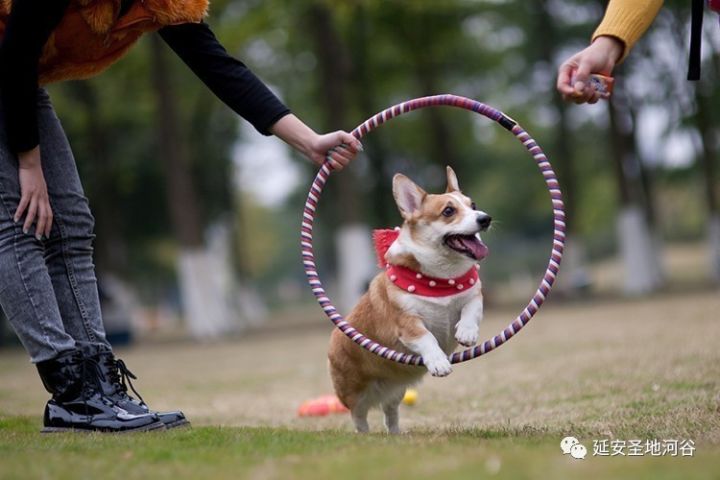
[
  {"xmin": 328, "ymin": 167, "xmax": 490, "ymax": 434},
  {"xmin": 329, "ymin": 274, "xmax": 432, "ymax": 404}
]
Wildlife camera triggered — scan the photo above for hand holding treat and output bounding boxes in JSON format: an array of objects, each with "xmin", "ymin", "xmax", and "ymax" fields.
[
  {"xmin": 570, "ymin": 73, "xmax": 615, "ymax": 100},
  {"xmin": 557, "ymin": 36, "xmax": 622, "ymax": 104}
]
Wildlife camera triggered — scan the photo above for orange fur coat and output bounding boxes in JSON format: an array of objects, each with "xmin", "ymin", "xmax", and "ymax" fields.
[{"xmin": 0, "ymin": 0, "xmax": 209, "ymax": 85}]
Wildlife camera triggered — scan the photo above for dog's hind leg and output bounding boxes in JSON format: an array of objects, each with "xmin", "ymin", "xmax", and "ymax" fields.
[
  {"xmin": 382, "ymin": 404, "xmax": 400, "ymax": 435},
  {"xmin": 329, "ymin": 358, "xmax": 371, "ymax": 433},
  {"xmin": 350, "ymin": 393, "xmax": 372, "ymax": 433},
  {"xmin": 381, "ymin": 386, "xmax": 405, "ymax": 435}
]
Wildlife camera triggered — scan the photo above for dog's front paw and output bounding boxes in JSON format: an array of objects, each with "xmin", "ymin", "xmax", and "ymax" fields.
[
  {"xmin": 455, "ymin": 322, "xmax": 479, "ymax": 347},
  {"xmin": 424, "ymin": 352, "xmax": 452, "ymax": 377}
]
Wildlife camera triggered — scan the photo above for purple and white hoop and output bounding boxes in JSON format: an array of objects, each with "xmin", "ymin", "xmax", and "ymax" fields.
[{"xmin": 301, "ymin": 94, "xmax": 564, "ymax": 366}]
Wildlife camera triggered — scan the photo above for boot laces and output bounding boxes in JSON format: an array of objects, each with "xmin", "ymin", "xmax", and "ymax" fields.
[{"xmin": 106, "ymin": 357, "xmax": 146, "ymax": 407}]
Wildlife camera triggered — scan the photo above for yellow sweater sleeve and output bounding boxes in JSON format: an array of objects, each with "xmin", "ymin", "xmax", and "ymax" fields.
[{"xmin": 592, "ymin": 0, "xmax": 664, "ymax": 63}]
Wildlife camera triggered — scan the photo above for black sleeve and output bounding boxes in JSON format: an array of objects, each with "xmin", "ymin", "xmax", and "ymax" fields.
[
  {"xmin": 0, "ymin": 0, "xmax": 70, "ymax": 153},
  {"xmin": 158, "ymin": 22, "xmax": 291, "ymax": 136}
]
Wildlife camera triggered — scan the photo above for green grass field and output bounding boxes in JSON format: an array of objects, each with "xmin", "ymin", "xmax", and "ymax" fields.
[
  {"xmin": 1, "ymin": 417, "xmax": 718, "ymax": 480},
  {"xmin": 1, "ymin": 288, "xmax": 719, "ymax": 479}
]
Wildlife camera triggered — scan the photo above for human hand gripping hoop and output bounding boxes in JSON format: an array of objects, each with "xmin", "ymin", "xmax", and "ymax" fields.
[{"xmin": 301, "ymin": 94, "xmax": 565, "ymax": 366}]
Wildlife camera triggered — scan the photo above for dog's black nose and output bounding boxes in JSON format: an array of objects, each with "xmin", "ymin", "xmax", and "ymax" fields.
[{"xmin": 476, "ymin": 213, "xmax": 492, "ymax": 230}]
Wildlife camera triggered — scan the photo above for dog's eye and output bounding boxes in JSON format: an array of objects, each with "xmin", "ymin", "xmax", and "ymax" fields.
[
  {"xmin": 471, "ymin": 202, "xmax": 477, "ymax": 210},
  {"xmin": 442, "ymin": 206, "xmax": 456, "ymax": 217}
]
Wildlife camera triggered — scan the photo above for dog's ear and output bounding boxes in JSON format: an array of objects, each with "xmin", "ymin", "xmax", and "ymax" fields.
[
  {"xmin": 446, "ymin": 166, "xmax": 460, "ymax": 193},
  {"xmin": 393, "ymin": 174, "xmax": 427, "ymax": 220}
]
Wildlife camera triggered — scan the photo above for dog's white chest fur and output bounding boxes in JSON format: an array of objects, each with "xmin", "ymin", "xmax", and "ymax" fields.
[{"xmin": 395, "ymin": 283, "xmax": 481, "ymax": 354}]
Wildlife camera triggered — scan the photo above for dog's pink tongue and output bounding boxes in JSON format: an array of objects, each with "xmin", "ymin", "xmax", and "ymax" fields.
[{"xmin": 461, "ymin": 236, "xmax": 489, "ymax": 260}]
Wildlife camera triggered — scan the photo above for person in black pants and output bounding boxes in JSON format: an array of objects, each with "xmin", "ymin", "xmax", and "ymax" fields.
[{"xmin": 0, "ymin": 0, "xmax": 362, "ymax": 433}]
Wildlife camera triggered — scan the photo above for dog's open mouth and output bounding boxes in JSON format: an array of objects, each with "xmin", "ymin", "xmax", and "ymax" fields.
[{"xmin": 444, "ymin": 234, "xmax": 489, "ymax": 261}]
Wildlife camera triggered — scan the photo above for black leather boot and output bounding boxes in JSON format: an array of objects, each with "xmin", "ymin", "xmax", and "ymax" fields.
[
  {"xmin": 95, "ymin": 351, "xmax": 190, "ymax": 429},
  {"xmin": 36, "ymin": 350, "xmax": 165, "ymax": 433}
]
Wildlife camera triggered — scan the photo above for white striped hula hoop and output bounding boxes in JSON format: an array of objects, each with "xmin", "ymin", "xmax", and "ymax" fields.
[{"xmin": 301, "ymin": 94, "xmax": 565, "ymax": 366}]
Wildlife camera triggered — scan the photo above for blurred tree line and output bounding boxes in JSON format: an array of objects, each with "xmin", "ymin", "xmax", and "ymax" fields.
[{"xmin": 38, "ymin": 0, "xmax": 719, "ymax": 335}]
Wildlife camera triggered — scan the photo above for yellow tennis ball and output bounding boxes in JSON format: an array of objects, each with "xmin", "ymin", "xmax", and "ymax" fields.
[{"xmin": 402, "ymin": 389, "xmax": 418, "ymax": 406}]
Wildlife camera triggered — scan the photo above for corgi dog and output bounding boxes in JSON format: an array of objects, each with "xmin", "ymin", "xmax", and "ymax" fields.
[{"xmin": 328, "ymin": 166, "xmax": 491, "ymax": 434}]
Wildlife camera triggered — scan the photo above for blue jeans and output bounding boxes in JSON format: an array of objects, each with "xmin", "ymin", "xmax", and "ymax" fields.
[{"xmin": 0, "ymin": 89, "xmax": 110, "ymax": 362}]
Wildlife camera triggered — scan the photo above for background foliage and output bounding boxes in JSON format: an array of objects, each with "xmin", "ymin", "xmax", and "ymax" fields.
[{"xmin": 45, "ymin": 0, "xmax": 718, "ymax": 308}]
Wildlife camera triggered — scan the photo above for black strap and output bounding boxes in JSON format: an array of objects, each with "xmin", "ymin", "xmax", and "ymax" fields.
[{"xmin": 688, "ymin": 0, "xmax": 704, "ymax": 81}]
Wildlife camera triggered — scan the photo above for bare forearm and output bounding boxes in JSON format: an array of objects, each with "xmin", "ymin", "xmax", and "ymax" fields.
[
  {"xmin": 270, "ymin": 114, "xmax": 318, "ymax": 158},
  {"xmin": 18, "ymin": 146, "xmax": 41, "ymax": 168},
  {"xmin": 270, "ymin": 114, "xmax": 363, "ymax": 171}
]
